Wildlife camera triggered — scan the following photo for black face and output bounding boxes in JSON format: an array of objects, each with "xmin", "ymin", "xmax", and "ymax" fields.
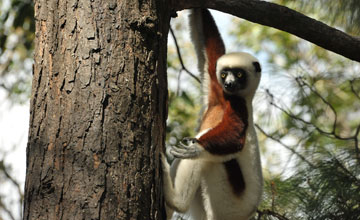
[{"xmin": 219, "ymin": 67, "xmax": 247, "ymax": 93}]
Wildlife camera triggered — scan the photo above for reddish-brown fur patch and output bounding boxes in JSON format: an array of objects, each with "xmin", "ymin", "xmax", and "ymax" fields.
[
  {"xmin": 199, "ymin": 105, "xmax": 224, "ymax": 132},
  {"xmin": 198, "ymin": 9, "xmax": 249, "ymax": 195},
  {"xmin": 198, "ymin": 9, "xmax": 249, "ymax": 155},
  {"xmin": 198, "ymin": 96, "xmax": 248, "ymax": 155}
]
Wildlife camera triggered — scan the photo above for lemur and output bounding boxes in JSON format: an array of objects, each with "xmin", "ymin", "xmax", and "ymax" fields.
[{"xmin": 162, "ymin": 9, "xmax": 263, "ymax": 220}]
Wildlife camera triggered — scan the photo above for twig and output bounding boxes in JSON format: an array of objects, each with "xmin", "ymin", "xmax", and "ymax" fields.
[
  {"xmin": 295, "ymin": 77, "xmax": 338, "ymax": 134},
  {"xmin": 257, "ymin": 209, "xmax": 290, "ymax": 220},
  {"xmin": 354, "ymin": 124, "xmax": 360, "ymax": 162},
  {"xmin": 265, "ymin": 89, "xmax": 353, "ymax": 141},
  {"xmin": 255, "ymin": 123, "xmax": 315, "ymax": 168},
  {"xmin": 350, "ymin": 79, "xmax": 360, "ymax": 100},
  {"xmin": 0, "ymin": 160, "xmax": 24, "ymax": 219},
  {"xmin": 169, "ymin": 26, "xmax": 201, "ymax": 83},
  {"xmin": 331, "ymin": 153, "xmax": 360, "ymax": 184},
  {"xmin": 0, "ymin": 199, "xmax": 16, "ymax": 220},
  {"xmin": 271, "ymin": 181, "xmax": 276, "ymax": 211},
  {"xmin": 265, "ymin": 89, "xmax": 360, "ymax": 163}
]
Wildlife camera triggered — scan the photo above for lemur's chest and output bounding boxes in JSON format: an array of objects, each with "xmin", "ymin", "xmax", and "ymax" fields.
[{"xmin": 200, "ymin": 105, "xmax": 224, "ymax": 132}]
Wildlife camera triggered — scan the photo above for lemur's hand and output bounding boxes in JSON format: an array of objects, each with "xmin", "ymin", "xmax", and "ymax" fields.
[{"xmin": 170, "ymin": 137, "xmax": 203, "ymax": 159}]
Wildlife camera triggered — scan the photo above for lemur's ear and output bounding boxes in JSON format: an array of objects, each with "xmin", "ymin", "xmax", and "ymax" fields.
[{"xmin": 252, "ymin": 61, "xmax": 261, "ymax": 73}]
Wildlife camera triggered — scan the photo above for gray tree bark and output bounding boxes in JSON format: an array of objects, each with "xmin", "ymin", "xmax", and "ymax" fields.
[{"xmin": 24, "ymin": 0, "xmax": 169, "ymax": 219}]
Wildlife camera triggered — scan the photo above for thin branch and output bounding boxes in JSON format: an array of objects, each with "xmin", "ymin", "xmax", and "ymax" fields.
[
  {"xmin": 0, "ymin": 83, "xmax": 9, "ymax": 90},
  {"xmin": 354, "ymin": 124, "xmax": 360, "ymax": 162},
  {"xmin": 271, "ymin": 181, "xmax": 276, "ymax": 211},
  {"xmin": 169, "ymin": 26, "xmax": 201, "ymax": 83},
  {"xmin": 257, "ymin": 209, "xmax": 290, "ymax": 220},
  {"xmin": 332, "ymin": 153, "xmax": 360, "ymax": 184},
  {"xmin": 0, "ymin": 160, "xmax": 24, "ymax": 219},
  {"xmin": 265, "ymin": 89, "xmax": 354, "ymax": 141},
  {"xmin": 255, "ymin": 123, "xmax": 315, "ymax": 168},
  {"xmin": 0, "ymin": 162, "xmax": 23, "ymax": 199},
  {"xmin": 0, "ymin": 55, "xmax": 12, "ymax": 76},
  {"xmin": 265, "ymin": 89, "xmax": 360, "ymax": 162},
  {"xmin": 348, "ymin": 79, "xmax": 360, "ymax": 161},
  {"xmin": 350, "ymin": 79, "xmax": 360, "ymax": 100},
  {"xmin": 176, "ymin": 68, "xmax": 182, "ymax": 96},
  {"xmin": 294, "ymin": 77, "xmax": 338, "ymax": 134},
  {"xmin": 0, "ymin": 199, "xmax": 16, "ymax": 220},
  {"xmin": 173, "ymin": 0, "xmax": 360, "ymax": 62}
]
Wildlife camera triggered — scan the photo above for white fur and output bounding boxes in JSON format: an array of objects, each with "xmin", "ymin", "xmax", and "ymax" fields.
[
  {"xmin": 217, "ymin": 53, "xmax": 261, "ymax": 100},
  {"xmin": 162, "ymin": 9, "xmax": 263, "ymax": 220},
  {"xmin": 163, "ymin": 118, "xmax": 263, "ymax": 220}
]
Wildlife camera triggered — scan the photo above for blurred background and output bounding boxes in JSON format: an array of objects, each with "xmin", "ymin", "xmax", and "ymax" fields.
[
  {"xmin": 1, "ymin": 0, "xmax": 33, "ymax": 219},
  {"xmin": 1, "ymin": 0, "xmax": 360, "ymax": 219}
]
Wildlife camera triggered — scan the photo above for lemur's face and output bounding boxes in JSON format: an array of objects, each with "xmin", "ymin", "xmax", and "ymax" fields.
[
  {"xmin": 216, "ymin": 52, "xmax": 261, "ymax": 97},
  {"xmin": 218, "ymin": 67, "xmax": 247, "ymax": 94}
]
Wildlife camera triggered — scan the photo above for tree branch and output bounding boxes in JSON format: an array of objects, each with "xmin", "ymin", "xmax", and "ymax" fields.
[
  {"xmin": 266, "ymin": 89, "xmax": 350, "ymax": 141},
  {"xmin": 0, "ymin": 160, "xmax": 23, "ymax": 219},
  {"xmin": 173, "ymin": 0, "xmax": 360, "ymax": 62},
  {"xmin": 255, "ymin": 123, "xmax": 315, "ymax": 168},
  {"xmin": 265, "ymin": 89, "xmax": 360, "ymax": 162},
  {"xmin": 350, "ymin": 79, "xmax": 360, "ymax": 100},
  {"xmin": 0, "ymin": 199, "xmax": 16, "ymax": 220},
  {"xmin": 294, "ymin": 77, "xmax": 338, "ymax": 134},
  {"xmin": 169, "ymin": 26, "xmax": 201, "ymax": 83},
  {"xmin": 257, "ymin": 209, "xmax": 290, "ymax": 220}
]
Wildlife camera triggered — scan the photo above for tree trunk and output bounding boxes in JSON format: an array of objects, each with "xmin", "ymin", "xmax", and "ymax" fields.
[{"xmin": 24, "ymin": 0, "xmax": 169, "ymax": 219}]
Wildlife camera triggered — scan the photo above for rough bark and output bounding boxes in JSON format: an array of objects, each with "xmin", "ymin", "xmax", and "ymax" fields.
[
  {"xmin": 173, "ymin": 0, "xmax": 360, "ymax": 62},
  {"xmin": 24, "ymin": 0, "xmax": 359, "ymax": 219},
  {"xmin": 24, "ymin": 0, "xmax": 169, "ymax": 219}
]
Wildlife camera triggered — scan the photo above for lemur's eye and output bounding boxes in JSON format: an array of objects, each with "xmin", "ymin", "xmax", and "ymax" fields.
[
  {"xmin": 237, "ymin": 72, "xmax": 242, "ymax": 78},
  {"xmin": 221, "ymin": 72, "xmax": 226, "ymax": 78}
]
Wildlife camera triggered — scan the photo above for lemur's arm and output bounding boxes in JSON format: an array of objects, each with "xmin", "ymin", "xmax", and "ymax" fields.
[
  {"xmin": 170, "ymin": 100, "xmax": 248, "ymax": 160},
  {"xmin": 161, "ymin": 154, "xmax": 203, "ymax": 216}
]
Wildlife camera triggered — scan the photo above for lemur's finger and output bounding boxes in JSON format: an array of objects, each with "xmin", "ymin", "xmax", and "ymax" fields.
[
  {"xmin": 179, "ymin": 142, "xmax": 194, "ymax": 150},
  {"xmin": 171, "ymin": 150, "xmax": 197, "ymax": 159},
  {"xmin": 182, "ymin": 137, "xmax": 198, "ymax": 145},
  {"xmin": 170, "ymin": 145, "xmax": 199, "ymax": 158}
]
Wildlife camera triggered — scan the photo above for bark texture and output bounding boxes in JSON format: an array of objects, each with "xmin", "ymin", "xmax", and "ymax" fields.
[{"xmin": 24, "ymin": 0, "xmax": 169, "ymax": 219}]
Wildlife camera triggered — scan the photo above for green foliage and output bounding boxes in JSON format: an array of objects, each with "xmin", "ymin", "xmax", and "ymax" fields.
[
  {"xmin": 276, "ymin": 0, "xmax": 360, "ymax": 34},
  {"xmin": 166, "ymin": 13, "xmax": 202, "ymax": 149},
  {"xmin": 261, "ymin": 148, "xmax": 360, "ymax": 220},
  {"xmin": 257, "ymin": 71, "xmax": 360, "ymax": 219},
  {"xmin": 0, "ymin": 0, "xmax": 34, "ymax": 103},
  {"xmin": 228, "ymin": 1, "xmax": 360, "ymax": 219},
  {"xmin": 166, "ymin": 90, "xmax": 200, "ymax": 148},
  {"xmin": 0, "ymin": 0, "xmax": 33, "ymax": 218}
]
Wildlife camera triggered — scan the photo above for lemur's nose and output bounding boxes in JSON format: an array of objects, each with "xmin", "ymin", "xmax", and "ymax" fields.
[{"xmin": 224, "ymin": 81, "xmax": 236, "ymax": 91}]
